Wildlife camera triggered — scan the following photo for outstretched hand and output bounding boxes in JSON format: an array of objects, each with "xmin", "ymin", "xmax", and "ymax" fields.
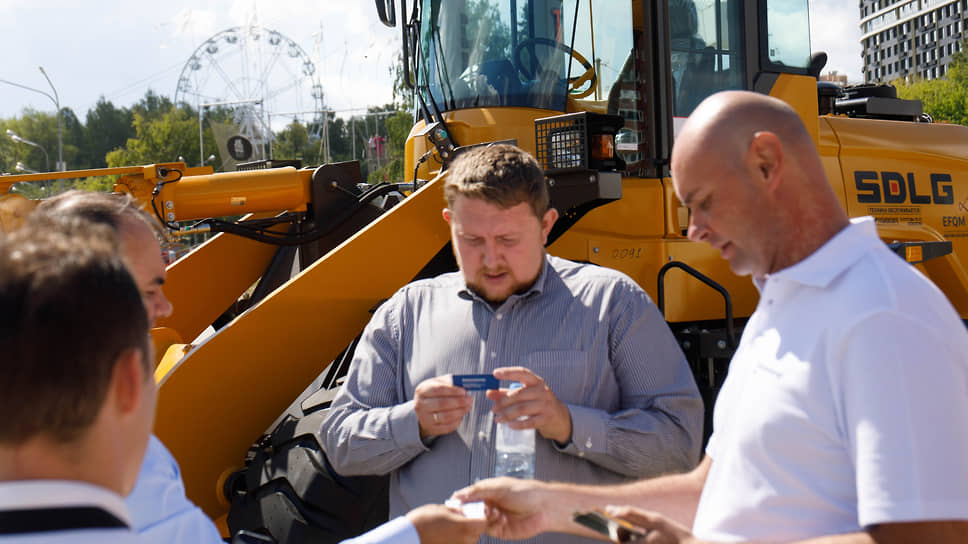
[
  {"xmin": 406, "ymin": 503, "xmax": 492, "ymax": 544},
  {"xmin": 453, "ymin": 477, "xmax": 558, "ymax": 540}
]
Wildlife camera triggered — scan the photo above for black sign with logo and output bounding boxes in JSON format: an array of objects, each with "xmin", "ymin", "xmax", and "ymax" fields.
[{"xmin": 227, "ymin": 136, "xmax": 253, "ymax": 161}]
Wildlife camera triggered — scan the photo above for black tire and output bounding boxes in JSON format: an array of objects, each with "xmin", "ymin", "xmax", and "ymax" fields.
[
  {"xmin": 226, "ymin": 338, "xmax": 389, "ymax": 544},
  {"xmin": 226, "ymin": 405, "xmax": 389, "ymax": 543}
]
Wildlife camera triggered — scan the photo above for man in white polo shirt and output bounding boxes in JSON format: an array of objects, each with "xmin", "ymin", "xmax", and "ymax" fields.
[
  {"xmin": 457, "ymin": 90, "xmax": 968, "ymax": 543},
  {"xmin": 0, "ymin": 224, "xmax": 155, "ymax": 542}
]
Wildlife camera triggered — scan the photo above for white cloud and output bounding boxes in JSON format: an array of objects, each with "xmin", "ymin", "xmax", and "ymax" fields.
[
  {"xmin": 0, "ymin": 0, "xmax": 398, "ymax": 122},
  {"xmin": 808, "ymin": 0, "xmax": 864, "ymax": 83},
  {"xmin": 0, "ymin": 1, "xmax": 863, "ymax": 124}
]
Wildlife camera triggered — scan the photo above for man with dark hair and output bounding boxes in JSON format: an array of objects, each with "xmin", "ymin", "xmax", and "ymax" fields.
[
  {"xmin": 0, "ymin": 225, "xmax": 156, "ymax": 542},
  {"xmin": 322, "ymin": 143, "xmax": 703, "ymax": 544},
  {"xmin": 29, "ymin": 190, "xmax": 221, "ymax": 543},
  {"xmin": 457, "ymin": 91, "xmax": 968, "ymax": 543},
  {"xmin": 29, "ymin": 190, "xmax": 493, "ymax": 544}
]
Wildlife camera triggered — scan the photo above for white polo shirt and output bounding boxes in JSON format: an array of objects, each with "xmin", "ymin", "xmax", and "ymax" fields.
[
  {"xmin": 0, "ymin": 480, "xmax": 139, "ymax": 543},
  {"xmin": 693, "ymin": 217, "xmax": 968, "ymax": 542}
]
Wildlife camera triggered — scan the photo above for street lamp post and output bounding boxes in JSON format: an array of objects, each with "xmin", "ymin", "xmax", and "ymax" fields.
[
  {"xmin": 0, "ymin": 68, "xmax": 64, "ymax": 191},
  {"xmin": 7, "ymin": 129, "xmax": 50, "ymax": 172},
  {"xmin": 38, "ymin": 67, "xmax": 64, "ymax": 173},
  {"xmin": 15, "ymin": 162, "xmax": 39, "ymax": 174},
  {"xmin": 9, "ymin": 130, "xmax": 50, "ymax": 196}
]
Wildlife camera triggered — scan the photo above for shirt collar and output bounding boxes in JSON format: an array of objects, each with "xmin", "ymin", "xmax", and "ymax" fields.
[
  {"xmin": 0, "ymin": 480, "xmax": 132, "ymax": 527},
  {"xmin": 756, "ymin": 216, "xmax": 879, "ymax": 290},
  {"xmin": 458, "ymin": 253, "xmax": 550, "ymax": 304}
]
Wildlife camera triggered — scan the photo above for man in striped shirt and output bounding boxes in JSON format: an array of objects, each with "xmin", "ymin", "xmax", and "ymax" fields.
[{"xmin": 322, "ymin": 143, "xmax": 703, "ymax": 544}]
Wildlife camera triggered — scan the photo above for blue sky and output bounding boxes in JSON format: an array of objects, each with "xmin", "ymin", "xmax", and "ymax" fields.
[{"xmin": 0, "ymin": 1, "xmax": 861, "ymax": 124}]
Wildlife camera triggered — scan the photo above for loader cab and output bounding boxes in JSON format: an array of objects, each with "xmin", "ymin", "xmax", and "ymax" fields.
[{"xmin": 385, "ymin": 0, "xmax": 816, "ymax": 178}]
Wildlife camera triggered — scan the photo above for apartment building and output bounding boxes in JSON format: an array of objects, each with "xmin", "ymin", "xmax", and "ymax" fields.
[{"xmin": 860, "ymin": 0, "xmax": 968, "ymax": 82}]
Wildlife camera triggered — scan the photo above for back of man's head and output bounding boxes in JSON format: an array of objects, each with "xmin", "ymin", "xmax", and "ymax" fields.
[
  {"xmin": 444, "ymin": 144, "xmax": 550, "ymax": 218},
  {"xmin": 31, "ymin": 190, "xmax": 162, "ymax": 238},
  {"xmin": 0, "ymin": 224, "xmax": 150, "ymax": 445}
]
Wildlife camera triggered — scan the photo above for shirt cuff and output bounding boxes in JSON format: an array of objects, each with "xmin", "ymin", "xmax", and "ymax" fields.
[
  {"xmin": 554, "ymin": 404, "xmax": 607, "ymax": 458},
  {"xmin": 388, "ymin": 399, "xmax": 431, "ymax": 453},
  {"xmin": 339, "ymin": 515, "xmax": 420, "ymax": 544}
]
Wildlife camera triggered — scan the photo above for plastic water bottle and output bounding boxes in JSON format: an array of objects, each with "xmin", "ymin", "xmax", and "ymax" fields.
[{"xmin": 494, "ymin": 382, "xmax": 535, "ymax": 479}]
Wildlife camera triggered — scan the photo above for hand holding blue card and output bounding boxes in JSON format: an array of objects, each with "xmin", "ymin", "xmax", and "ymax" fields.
[{"xmin": 452, "ymin": 374, "xmax": 499, "ymax": 391}]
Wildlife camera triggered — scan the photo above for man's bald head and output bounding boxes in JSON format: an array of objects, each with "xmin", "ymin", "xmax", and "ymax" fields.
[
  {"xmin": 671, "ymin": 91, "xmax": 848, "ymax": 277},
  {"xmin": 674, "ymin": 91, "xmax": 815, "ymax": 177}
]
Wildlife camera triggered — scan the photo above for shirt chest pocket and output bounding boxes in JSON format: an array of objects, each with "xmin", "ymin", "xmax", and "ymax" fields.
[{"xmin": 525, "ymin": 350, "xmax": 591, "ymax": 405}]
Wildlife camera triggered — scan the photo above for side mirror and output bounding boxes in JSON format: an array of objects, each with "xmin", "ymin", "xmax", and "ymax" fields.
[{"xmin": 376, "ymin": 0, "xmax": 396, "ymax": 27}]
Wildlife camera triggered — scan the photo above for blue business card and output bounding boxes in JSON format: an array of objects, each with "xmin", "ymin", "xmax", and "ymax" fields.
[{"xmin": 452, "ymin": 374, "xmax": 499, "ymax": 391}]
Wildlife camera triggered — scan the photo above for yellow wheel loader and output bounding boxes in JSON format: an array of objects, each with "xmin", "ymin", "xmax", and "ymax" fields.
[{"xmin": 2, "ymin": 0, "xmax": 967, "ymax": 542}]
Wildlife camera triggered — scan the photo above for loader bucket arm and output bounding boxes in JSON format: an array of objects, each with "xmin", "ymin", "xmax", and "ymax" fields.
[{"xmin": 153, "ymin": 172, "xmax": 451, "ymax": 519}]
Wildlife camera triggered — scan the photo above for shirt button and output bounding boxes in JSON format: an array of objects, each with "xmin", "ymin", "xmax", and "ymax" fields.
[
  {"xmin": 490, "ymin": 351, "xmax": 496, "ymax": 358},
  {"xmin": 496, "ymin": 313, "xmax": 503, "ymax": 320},
  {"xmin": 478, "ymin": 431, "xmax": 487, "ymax": 440},
  {"xmin": 585, "ymin": 437, "xmax": 593, "ymax": 449}
]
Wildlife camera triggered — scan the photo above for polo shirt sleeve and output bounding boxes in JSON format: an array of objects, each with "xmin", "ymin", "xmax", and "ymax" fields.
[{"xmin": 838, "ymin": 311, "xmax": 968, "ymax": 527}]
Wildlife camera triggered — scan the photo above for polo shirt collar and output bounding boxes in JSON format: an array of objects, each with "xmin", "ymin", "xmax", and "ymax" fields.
[
  {"xmin": 757, "ymin": 216, "xmax": 878, "ymax": 290},
  {"xmin": 0, "ymin": 479, "xmax": 132, "ymax": 527}
]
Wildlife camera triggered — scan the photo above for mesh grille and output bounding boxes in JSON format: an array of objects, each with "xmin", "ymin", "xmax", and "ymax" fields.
[{"xmin": 535, "ymin": 114, "xmax": 587, "ymax": 171}]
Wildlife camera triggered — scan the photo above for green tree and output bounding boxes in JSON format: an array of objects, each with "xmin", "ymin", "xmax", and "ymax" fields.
[
  {"xmin": 327, "ymin": 116, "xmax": 353, "ymax": 163},
  {"xmin": 83, "ymin": 97, "xmax": 134, "ymax": 168},
  {"xmin": 272, "ymin": 118, "xmax": 326, "ymax": 165},
  {"xmin": 60, "ymin": 107, "xmax": 86, "ymax": 169},
  {"xmin": 8, "ymin": 108, "xmax": 59, "ymax": 172},
  {"xmin": 895, "ymin": 41, "xmax": 968, "ymax": 125},
  {"xmin": 106, "ymin": 106, "xmax": 200, "ymax": 167},
  {"xmin": 391, "ymin": 51, "xmax": 416, "ymax": 112},
  {"xmin": 132, "ymin": 90, "xmax": 177, "ymax": 122},
  {"xmin": 366, "ymin": 108, "xmax": 411, "ymax": 183}
]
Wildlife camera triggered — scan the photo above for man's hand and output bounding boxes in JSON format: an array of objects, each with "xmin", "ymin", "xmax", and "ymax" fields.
[
  {"xmin": 487, "ymin": 367, "xmax": 572, "ymax": 444},
  {"xmin": 453, "ymin": 477, "xmax": 557, "ymax": 540},
  {"xmin": 603, "ymin": 506, "xmax": 705, "ymax": 544},
  {"xmin": 414, "ymin": 375, "xmax": 473, "ymax": 439},
  {"xmin": 406, "ymin": 503, "xmax": 490, "ymax": 544}
]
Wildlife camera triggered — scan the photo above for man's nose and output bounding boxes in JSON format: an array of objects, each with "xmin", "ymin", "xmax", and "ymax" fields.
[
  {"xmin": 481, "ymin": 241, "xmax": 500, "ymax": 267},
  {"xmin": 687, "ymin": 216, "xmax": 707, "ymax": 243},
  {"xmin": 152, "ymin": 293, "xmax": 174, "ymax": 324}
]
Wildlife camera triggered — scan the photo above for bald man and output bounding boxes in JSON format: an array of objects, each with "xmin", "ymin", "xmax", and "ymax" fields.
[{"xmin": 456, "ymin": 91, "xmax": 968, "ymax": 543}]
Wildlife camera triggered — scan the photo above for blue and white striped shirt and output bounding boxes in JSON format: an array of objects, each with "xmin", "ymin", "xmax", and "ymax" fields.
[{"xmin": 323, "ymin": 255, "xmax": 703, "ymax": 544}]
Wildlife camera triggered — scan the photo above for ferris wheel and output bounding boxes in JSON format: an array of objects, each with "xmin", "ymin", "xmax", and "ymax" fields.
[{"xmin": 174, "ymin": 25, "xmax": 325, "ymax": 162}]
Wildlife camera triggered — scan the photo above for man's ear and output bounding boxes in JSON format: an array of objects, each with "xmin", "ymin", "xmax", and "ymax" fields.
[
  {"xmin": 442, "ymin": 208, "xmax": 452, "ymax": 224},
  {"xmin": 540, "ymin": 208, "xmax": 559, "ymax": 244},
  {"xmin": 748, "ymin": 131, "xmax": 784, "ymax": 193},
  {"xmin": 112, "ymin": 348, "xmax": 148, "ymax": 415}
]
